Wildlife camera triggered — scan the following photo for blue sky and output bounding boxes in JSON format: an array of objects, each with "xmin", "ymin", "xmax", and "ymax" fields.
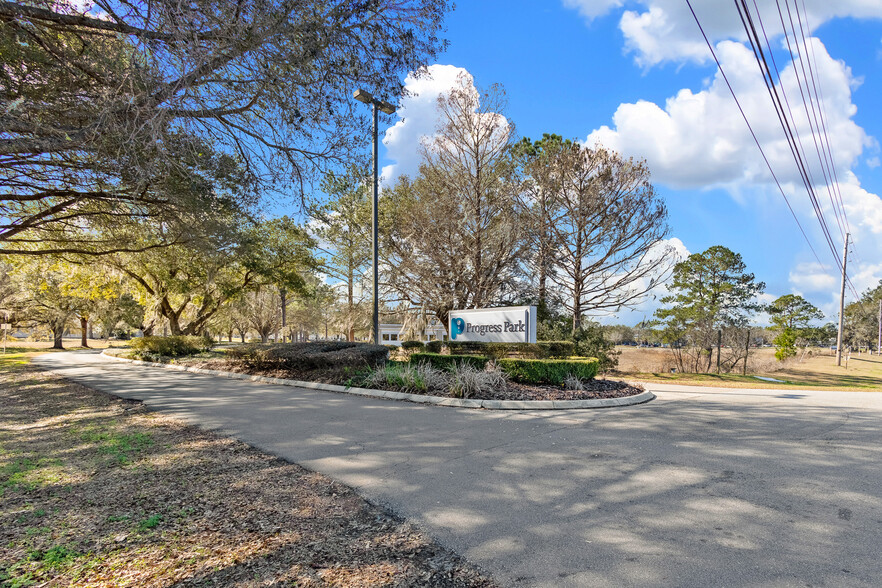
[{"xmin": 375, "ymin": 0, "xmax": 882, "ymax": 325}]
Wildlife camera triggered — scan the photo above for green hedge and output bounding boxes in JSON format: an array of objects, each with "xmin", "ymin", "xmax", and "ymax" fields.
[
  {"xmin": 425, "ymin": 340, "xmax": 443, "ymax": 353},
  {"xmin": 401, "ymin": 340, "xmax": 425, "ymax": 351},
  {"xmin": 445, "ymin": 341, "xmax": 575, "ymax": 359},
  {"xmin": 130, "ymin": 335, "xmax": 214, "ymax": 357},
  {"xmin": 228, "ymin": 342, "xmax": 388, "ymax": 371},
  {"xmin": 409, "ymin": 353, "xmax": 488, "ymax": 371},
  {"xmin": 496, "ymin": 358, "xmax": 599, "ymax": 385}
]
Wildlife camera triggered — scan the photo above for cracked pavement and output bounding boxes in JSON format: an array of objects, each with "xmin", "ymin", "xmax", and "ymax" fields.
[{"xmin": 34, "ymin": 350, "xmax": 882, "ymax": 587}]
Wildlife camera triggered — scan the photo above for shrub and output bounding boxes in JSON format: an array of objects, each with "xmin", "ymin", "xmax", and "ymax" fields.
[
  {"xmin": 444, "ymin": 341, "xmax": 575, "ymax": 359},
  {"xmin": 445, "ymin": 341, "xmax": 490, "ymax": 355},
  {"xmin": 496, "ymin": 358, "xmax": 599, "ymax": 385},
  {"xmin": 409, "ymin": 353, "xmax": 488, "ymax": 371},
  {"xmin": 130, "ymin": 335, "xmax": 214, "ymax": 358},
  {"xmin": 425, "ymin": 340, "xmax": 443, "ymax": 353},
  {"xmin": 227, "ymin": 342, "xmax": 388, "ymax": 371},
  {"xmin": 401, "ymin": 340, "xmax": 425, "ymax": 351}
]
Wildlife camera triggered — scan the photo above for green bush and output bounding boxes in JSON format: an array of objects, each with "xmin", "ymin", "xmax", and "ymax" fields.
[
  {"xmin": 425, "ymin": 340, "xmax": 443, "ymax": 353},
  {"xmin": 228, "ymin": 342, "xmax": 388, "ymax": 371},
  {"xmin": 445, "ymin": 341, "xmax": 489, "ymax": 355},
  {"xmin": 496, "ymin": 358, "xmax": 599, "ymax": 385},
  {"xmin": 409, "ymin": 353, "xmax": 488, "ymax": 371},
  {"xmin": 401, "ymin": 340, "xmax": 425, "ymax": 351},
  {"xmin": 130, "ymin": 335, "xmax": 214, "ymax": 357}
]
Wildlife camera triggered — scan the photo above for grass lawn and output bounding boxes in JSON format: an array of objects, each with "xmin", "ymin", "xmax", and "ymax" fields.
[
  {"xmin": 0, "ymin": 347, "xmax": 495, "ymax": 587},
  {"xmin": 615, "ymin": 346, "xmax": 882, "ymax": 391}
]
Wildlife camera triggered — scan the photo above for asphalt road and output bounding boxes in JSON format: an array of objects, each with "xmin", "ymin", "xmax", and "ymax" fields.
[{"xmin": 34, "ymin": 351, "xmax": 882, "ymax": 587}]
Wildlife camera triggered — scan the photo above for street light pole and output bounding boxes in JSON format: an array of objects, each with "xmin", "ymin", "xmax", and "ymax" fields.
[{"xmin": 353, "ymin": 89, "xmax": 395, "ymax": 345}]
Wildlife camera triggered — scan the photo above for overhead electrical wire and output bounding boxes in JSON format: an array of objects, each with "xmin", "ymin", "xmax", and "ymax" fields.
[
  {"xmin": 684, "ymin": 0, "xmax": 829, "ymax": 275},
  {"xmin": 740, "ymin": 0, "xmax": 859, "ymax": 298},
  {"xmin": 735, "ymin": 0, "xmax": 841, "ymax": 269},
  {"xmin": 794, "ymin": 0, "xmax": 852, "ymax": 236},
  {"xmin": 687, "ymin": 0, "xmax": 861, "ymax": 299},
  {"xmin": 770, "ymin": 0, "xmax": 846, "ymax": 242}
]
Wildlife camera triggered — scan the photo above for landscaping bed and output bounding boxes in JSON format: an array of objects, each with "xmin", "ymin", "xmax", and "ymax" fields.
[
  {"xmin": 0, "ymin": 358, "xmax": 497, "ymax": 587},
  {"xmin": 109, "ymin": 347, "xmax": 644, "ymax": 402}
]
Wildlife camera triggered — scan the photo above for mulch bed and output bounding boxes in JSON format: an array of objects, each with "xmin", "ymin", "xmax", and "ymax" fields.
[
  {"xmin": 485, "ymin": 379, "xmax": 644, "ymax": 401},
  {"xmin": 0, "ymin": 363, "xmax": 497, "ymax": 587}
]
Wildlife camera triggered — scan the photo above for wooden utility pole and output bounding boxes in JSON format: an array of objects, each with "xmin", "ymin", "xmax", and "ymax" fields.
[
  {"xmin": 836, "ymin": 233, "xmax": 849, "ymax": 367},
  {"xmin": 716, "ymin": 329, "xmax": 722, "ymax": 373},
  {"xmin": 743, "ymin": 329, "xmax": 750, "ymax": 376},
  {"xmin": 877, "ymin": 299, "xmax": 881, "ymax": 355}
]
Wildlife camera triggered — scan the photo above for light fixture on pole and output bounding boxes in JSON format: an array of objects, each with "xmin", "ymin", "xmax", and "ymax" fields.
[{"xmin": 353, "ymin": 89, "xmax": 395, "ymax": 345}]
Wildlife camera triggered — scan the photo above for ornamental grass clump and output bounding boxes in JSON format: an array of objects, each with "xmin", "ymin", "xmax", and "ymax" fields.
[
  {"xmin": 449, "ymin": 362, "xmax": 508, "ymax": 399},
  {"xmin": 563, "ymin": 374, "xmax": 586, "ymax": 391},
  {"xmin": 363, "ymin": 362, "xmax": 450, "ymax": 394}
]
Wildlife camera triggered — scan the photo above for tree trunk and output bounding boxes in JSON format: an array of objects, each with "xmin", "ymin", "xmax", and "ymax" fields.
[
  {"xmin": 52, "ymin": 323, "xmax": 64, "ymax": 350},
  {"xmin": 80, "ymin": 316, "xmax": 89, "ymax": 348},
  {"xmin": 716, "ymin": 329, "xmax": 722, "ymax": 374}
]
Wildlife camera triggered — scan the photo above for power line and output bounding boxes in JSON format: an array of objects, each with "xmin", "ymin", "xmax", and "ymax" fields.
[
  {"xmin": 685, "ymin": 0, "xmax": 829, "ymax": 274},
  {"xmin": 735, "ymin": 0, "xmax": 842, "ymax": 268}
]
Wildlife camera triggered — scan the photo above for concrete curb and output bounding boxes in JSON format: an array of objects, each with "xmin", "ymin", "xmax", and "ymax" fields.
[{"xmin": 100, "ymin": 350, "xmax": 655, "ymax": 410}]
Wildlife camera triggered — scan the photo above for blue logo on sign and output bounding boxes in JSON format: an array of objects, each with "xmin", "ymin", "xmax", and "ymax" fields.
[{"xmin": 450, "ymin": 318, "xmax": 465, "ymax": 340}]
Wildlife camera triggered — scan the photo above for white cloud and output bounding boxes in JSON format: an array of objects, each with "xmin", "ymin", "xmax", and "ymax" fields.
[
  {"xmin": 789, "ymin": 262, "xmax": 837, "ymax": 292},
  {"xmin": 561, "ymin": 0, "xmax": 624, "ymax": 21},
  {"xmin": 564, "ymin": 0, "xmax": 882, "ymax": 67},
  {"xmin": 584, "ymin": 39, "xmax": 866, "ymax": 190},
  {"xmin": 381, "ymin": 64, "xmax": 471, "ymax": 184}
]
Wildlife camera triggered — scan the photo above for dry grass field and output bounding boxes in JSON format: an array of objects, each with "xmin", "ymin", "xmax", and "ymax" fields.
[{"xmin": 614, "ymin": 345, "xmax": 882, "ymax": 390}]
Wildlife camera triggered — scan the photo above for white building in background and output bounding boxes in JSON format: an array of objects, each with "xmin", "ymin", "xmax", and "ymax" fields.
[{"xmin": 377, "ymin": 322, "xmax": 448, "ymax": 346}]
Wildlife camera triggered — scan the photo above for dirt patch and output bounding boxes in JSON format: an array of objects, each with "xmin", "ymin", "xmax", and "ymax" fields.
[{"xmin": 0, "ymin": 363, "xmax": 497, "ymax": 587}]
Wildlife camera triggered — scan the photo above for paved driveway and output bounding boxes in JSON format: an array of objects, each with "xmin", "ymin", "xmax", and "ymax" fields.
[{"xmin": 34, "ymin": 351, "xmax": 882, "ymax": 587}]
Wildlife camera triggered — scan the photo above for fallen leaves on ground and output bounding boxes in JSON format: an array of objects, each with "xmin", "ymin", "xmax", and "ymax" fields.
[{"xmin": 0, "ymin": 364, "xmax": 497, "ymax": 587}]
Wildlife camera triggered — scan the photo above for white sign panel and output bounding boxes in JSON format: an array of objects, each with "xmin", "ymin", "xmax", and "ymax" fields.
[{"xmin": 448, "ymin": 306, "xmax": 537, "ymax": 344}]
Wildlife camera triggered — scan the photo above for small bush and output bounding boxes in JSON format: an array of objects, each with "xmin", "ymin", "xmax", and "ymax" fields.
[
  {"xmin": 228, "ymin": 342, "xmax": 388, "ymax": 371},
  {"xmin": 130, "ymin": 335, "xmax": 214, "ymax": 358},
  {"xmin": 401, "ymin": 340, "xmax": 425, "ymax": 351},
  {"xmin": 496, "ymin": 358, "xmax": 599, "ymax": 385},
  {"xmin": 425, "ymin": 340, "xmax": 443, "ymax": 353},
  {"xmin": 409, "ymin": 353, "xmax": 488, "ymax": 371}
]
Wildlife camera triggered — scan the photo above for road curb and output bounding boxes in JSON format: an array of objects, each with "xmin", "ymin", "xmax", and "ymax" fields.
[{"xmin": 100, "ymin": 350, "xmax": 655, "ymax": 410}]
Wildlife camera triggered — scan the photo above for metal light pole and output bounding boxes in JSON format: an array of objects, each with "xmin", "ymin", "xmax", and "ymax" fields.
[{"xmin": 353, "ymin": 89, "xmax": 395, "ymax": 345}]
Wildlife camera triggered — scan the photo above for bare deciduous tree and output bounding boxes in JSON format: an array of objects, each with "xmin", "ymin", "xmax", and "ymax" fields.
[
  {"xmin": 383, "ymin": 75, "xmax": 523, "ymax": 326},
  {"xmin": 529, "ymin": 140, "xmax": 675, "ymax": 333}
]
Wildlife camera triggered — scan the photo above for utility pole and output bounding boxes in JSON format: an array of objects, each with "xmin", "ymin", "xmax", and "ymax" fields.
[
  {"xmin": 877, "ymin": 299, "xmax": 881, "ymax": 355},
  {"xmin": 836, "ymin": 233, "xmax": 849, "ymax": 367}
]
